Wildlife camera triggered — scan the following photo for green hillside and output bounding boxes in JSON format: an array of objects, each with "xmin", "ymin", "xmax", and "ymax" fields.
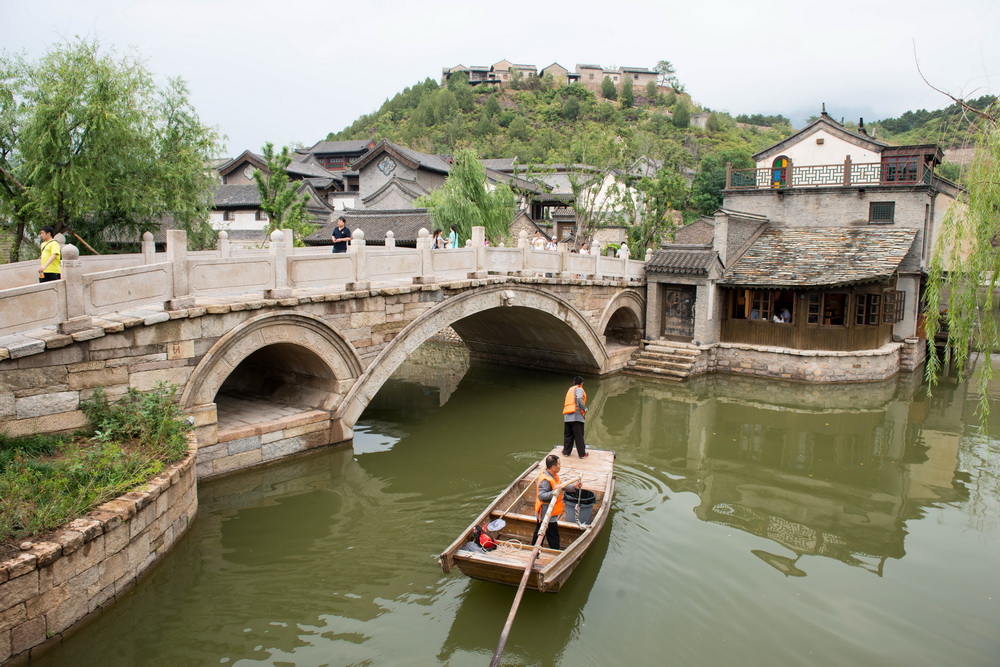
[
  {"xmin": 871, "ymin": 95, "xmax": 995, "ymax": 149},
  {"xmin": 342, "ymin": 77, "xmax": 785, "ymax": 162}
]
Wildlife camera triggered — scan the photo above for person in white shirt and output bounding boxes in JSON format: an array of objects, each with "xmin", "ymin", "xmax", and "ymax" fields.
[{"xmin": 579, "ymin": 243, "xmax": 590, "ymax": 255}]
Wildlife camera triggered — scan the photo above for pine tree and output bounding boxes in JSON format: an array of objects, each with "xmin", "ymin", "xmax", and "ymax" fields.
[{"xmin": 601, "ymin": 76, "xmax": 617, "ymax": 101}]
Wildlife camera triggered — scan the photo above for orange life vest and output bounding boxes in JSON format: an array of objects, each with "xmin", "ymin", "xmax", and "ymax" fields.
[
  {"xmin": 563, "ymin": 386, "xmax": 587, "ymax": 416},
  {"xmin": 534, "ymin": 470, "xmax": 564, "ymax": 518}
]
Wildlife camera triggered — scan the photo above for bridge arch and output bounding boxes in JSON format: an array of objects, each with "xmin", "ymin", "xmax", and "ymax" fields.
[
  {"xmin": 182, "ymin": 312, "xmax": 364, "ymax": 413},
  {"xmin": 599, "ymin": 290, "xmax": 646, "ymax": 345},
  {"xmin": 338, "ymin": 284, "xmax": 610, "ymax": 425}
]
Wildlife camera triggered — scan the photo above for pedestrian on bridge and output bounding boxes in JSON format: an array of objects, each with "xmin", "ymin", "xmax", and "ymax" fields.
[
  {"xmin": 38, "ymin": 226, "xmax": 61, "ymax": 282},
  {"xmin": 331, "ymin": 216, "xmax": 350, "ymax": 253}
]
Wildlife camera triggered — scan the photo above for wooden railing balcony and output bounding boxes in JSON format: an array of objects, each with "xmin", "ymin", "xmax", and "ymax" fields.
[{"xmin": 726, "ymin": 157, "xmax": 933, "ymax": 190}]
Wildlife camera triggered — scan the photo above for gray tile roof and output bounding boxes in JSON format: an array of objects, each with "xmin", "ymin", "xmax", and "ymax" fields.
[
  {"xmin": 304, "ymin": 209, "xmax": 432, "ymax": 246},
  {"xmin": 286, "ymin": 160, "xmax": 333, "ymax": 178},
  {"xmin": 307, "ymin": 140, "xmax": 375, "ymax": 154},
  {"xmin": 214, "ymin": 184, "xmax": 260, "ymax": 207},
  {"xmin": 647, "ymin": 246, "xmax": 718, "ymax": 275},
  {"xmin": 718, "ymin": 227, "xmax": 917, "ymax": 288}
]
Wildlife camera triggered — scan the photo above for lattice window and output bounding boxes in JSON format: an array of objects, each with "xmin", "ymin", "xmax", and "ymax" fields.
[
  {"xmin": 882, "ymin": 155, "xmax": 920, "ymax": 183},
  {"xmin": 855, "ymin": 293, "xmax": 882, "ymax": 325},
  {"xmin": 223, "ymin": 210, "xmax": 235, "ymax": 221},
  {"xmin": 255, "ymin": 210, "xmax": 268, "ymax": 221},
  {"xmin": 869, "ymin": 202, "xmax": 895, "ymax": 224},
  {"xmin": 750, "ymin": 290, "xmax": 772, "ymax": 321},
  {"xmin": 882, "ymin": 290, "xmax": 905, "ymax": 323},
  {"xmin": 807, "ymin": 294, "xmax": 822, "ymax": 324}
]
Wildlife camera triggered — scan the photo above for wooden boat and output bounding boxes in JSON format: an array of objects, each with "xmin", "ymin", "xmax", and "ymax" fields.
[{"xmin": 439, "ymin": 446, "xmax": 615, "ymax": 593}]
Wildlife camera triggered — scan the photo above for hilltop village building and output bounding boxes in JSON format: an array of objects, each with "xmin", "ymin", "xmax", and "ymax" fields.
[
  {"xmin": 642, "ymin": 110, "xmax": 961, "ymax": 382},
  {"xmin": 442, "ymin": 60, "xmax": 658, "ymax": 94}
]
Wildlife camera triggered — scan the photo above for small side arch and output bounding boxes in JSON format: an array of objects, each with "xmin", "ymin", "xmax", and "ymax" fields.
[
  {"xmin": 182, "ymin": 312, "xmax": 363, "ymax": 411},
  {"xmin": 598, "ymin": 289, "xmax": 646, "ymax": 345}
]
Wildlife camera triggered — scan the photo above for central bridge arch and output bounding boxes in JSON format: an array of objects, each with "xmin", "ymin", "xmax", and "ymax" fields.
[{"xmin": 338, "ymin": 284, "xmax": 612, "ymax": 426}]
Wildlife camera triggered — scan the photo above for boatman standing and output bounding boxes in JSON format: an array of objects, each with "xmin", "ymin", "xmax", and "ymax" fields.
[
  {"xmin": 562, "ymin": 376, "xmax": 587, "ymax": 458},
  {"xmin": 531, "ymin": 454, "xmax": 581, "ymax": 550}
]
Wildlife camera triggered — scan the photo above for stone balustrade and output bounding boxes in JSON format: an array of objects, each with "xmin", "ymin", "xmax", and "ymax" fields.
[{"xmin": 0, "ymin": 227, "xmax": 647, "ymax": 340}]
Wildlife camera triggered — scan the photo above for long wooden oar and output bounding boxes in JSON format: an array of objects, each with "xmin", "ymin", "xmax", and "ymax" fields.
[{"xmin": 489, "ymin": 475, "xmax": 579, "ymax": 667}]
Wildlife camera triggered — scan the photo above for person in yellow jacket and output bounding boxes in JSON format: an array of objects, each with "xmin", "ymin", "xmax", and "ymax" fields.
[
  {"xmin": 531, "ymin": 454, "xmax": 581, "ymax": 550},
  {"xmin": 562, "ymin": 376, "xmax": 587, "ymax": 458},
  {"xmin": 38, "ymin": 226, "xmax": 61, "ymax": 282}
]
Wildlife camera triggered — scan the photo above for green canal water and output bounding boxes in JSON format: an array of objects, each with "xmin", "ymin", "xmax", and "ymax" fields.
[{"xmin": 32, "ymin": 344, "xmax": 1000, "ymax": 666}]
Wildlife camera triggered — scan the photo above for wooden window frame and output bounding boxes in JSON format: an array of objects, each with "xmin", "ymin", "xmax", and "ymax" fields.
[
  {"xmin": 223, "ymin": 210, "xmax": 235, "ymax": 222},
  {"xmin": 806, "ymin": 292, "xmax": 848, "ymax": 326},
  {"xmin": 882, "ymin": 290, "xmax": 905, "ymax": 323},
  {"xmin": 855, "ymin": 293, "xmax": 882, "ymax": 326}
]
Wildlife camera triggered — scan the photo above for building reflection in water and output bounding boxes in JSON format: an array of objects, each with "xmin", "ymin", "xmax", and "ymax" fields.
[{"xmin": 589, "ymin": 369, "xmax": 971, "ymax": 577}]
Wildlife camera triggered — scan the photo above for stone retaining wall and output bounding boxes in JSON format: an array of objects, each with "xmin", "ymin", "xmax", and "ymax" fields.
[
  {"xmin": 705, "ymin": 341, "xmax": 905, "ymax": 382},
  {"xmin": 0, "ymin": 446, "xmax": 197, "ymax": 665}
]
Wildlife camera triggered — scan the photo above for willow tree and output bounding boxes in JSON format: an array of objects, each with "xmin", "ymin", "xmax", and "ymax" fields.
[
  {"xmin": 415, "ymin": 148, "xmax": 516, "ymax": 245},
  {"xmin": 924, "ymin": 98, "xmax": 1000, "ymax": 413},
  {"xmin": 0, "ymin": 38, "xmax": 221, "ymax": 259}
]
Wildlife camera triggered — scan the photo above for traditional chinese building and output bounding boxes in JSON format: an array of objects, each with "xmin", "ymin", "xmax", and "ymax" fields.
[{"xmin": 640, "ymin": 109, "xmax": 962, "ymax": 382}]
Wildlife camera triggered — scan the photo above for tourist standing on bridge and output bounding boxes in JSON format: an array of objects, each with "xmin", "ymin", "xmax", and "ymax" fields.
[
  {"xmin": 331, "ymin": 216, "xmax": 351, "ymax": 253},
  {"xmin": 447, "ymin": 225, "xmax": 458, "ymax": 249},
  {"xmin": 38, "ymin": 226, "xmax": 61, "ymax": 282},
  {"xmin": 562, "ymin": 376, "xmax": 588, "ymax": 458}
]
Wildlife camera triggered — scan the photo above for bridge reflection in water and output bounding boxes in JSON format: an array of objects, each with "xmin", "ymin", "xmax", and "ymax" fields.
[{"xmin": 28, "ymin": 342, "xmax": 998, "ymax": 667}]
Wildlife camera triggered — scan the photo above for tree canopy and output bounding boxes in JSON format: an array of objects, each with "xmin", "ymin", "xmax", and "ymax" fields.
[
  {"xmin": 414, "ymin": 148, "xmax": 516, "ymax": 245},
  {"xmin": 0, "ymin": 38, "xmax": 221, "ymax": 260}
]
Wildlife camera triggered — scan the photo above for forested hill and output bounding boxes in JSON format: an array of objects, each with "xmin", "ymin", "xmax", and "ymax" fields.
[
  {"xmin": 328, "ymin": 75, "xmax": 793, "ymax": 178},
  {"xmin": 870, "ymin": 95, "xmax": 996, "ymax": 149}
]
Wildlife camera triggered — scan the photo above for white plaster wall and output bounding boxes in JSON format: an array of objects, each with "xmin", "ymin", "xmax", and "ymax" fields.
[
  {"xmin": 209, "ymin": 211, "xmax": 267, "ymax": 232},
  {"xmin": 758, "ymin": 129, "xmax": 881, "ymax": 168}
]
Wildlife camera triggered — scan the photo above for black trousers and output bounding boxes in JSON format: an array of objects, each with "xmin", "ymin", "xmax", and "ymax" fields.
[
  {"xmin": 562, "ymin": 421, "xmax": 585, "ymax": 457},
  {"xmin": 531, "ymin": 509, "xmax": 561, "ymax": 550}
]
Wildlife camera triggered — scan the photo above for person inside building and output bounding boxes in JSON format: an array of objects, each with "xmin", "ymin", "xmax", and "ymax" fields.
[{"xmin": 531, "ymin": 454, "xmax": 581, "ymax": 550}]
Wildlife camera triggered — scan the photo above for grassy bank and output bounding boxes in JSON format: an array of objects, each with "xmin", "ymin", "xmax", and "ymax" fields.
[{"xmin": 0, "ymin": 383, "xmax": 190, "ymax": 543}]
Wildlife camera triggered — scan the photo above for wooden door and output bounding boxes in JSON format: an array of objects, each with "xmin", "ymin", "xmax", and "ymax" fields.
[{"xmin": 661, "ymin": 285, "xmax": 696, "ymax": 339}]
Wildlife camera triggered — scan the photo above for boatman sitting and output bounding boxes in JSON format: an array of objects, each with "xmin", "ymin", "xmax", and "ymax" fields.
[{"xmin": 531, "ymin": 454, "xmax": 581, "ymax": 550}]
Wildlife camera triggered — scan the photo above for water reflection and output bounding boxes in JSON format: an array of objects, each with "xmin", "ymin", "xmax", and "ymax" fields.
[
  {"xmin": 29, "ymin": 343, "xmax": 999, "ymax": 666},
  {"xmin": 589, "ymin": 371, "xmax": 969, "ymax": 577}
]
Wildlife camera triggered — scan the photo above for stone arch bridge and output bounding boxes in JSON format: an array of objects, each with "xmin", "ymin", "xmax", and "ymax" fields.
[{"xmin": 0, "ymin": 228, "xmax": 645, "ymax": 478}]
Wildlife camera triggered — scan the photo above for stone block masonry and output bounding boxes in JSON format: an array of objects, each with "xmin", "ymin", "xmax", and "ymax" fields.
[{"xmin": 0, "ymin": 444, "xmax": 197, "ymax": 665}]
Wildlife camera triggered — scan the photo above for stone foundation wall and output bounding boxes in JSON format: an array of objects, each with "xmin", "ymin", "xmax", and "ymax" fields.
[
  {"xmin": 704, "ymin": 342, "xmax": 904, "ymax": 382},
  {"xmin": 0, "ymin": 446, "xmax": 197, "ymax": 665},
  {"xmin": 899, "ymin": 337, "xmax": 926, "ymax": 372},
  {"xmin": 194, "ymin": 408, "xmax": 333, "ymax": 480}
]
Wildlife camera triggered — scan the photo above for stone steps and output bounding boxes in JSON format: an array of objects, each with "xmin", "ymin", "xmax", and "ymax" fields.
[{"xmin": 627, "ymin": 341, "xmax": 702, "ymax": 381}]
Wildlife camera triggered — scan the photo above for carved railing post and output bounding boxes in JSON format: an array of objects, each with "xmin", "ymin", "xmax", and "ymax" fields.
[
  {"xmin": 645, "ymin": 248, "xmax": 653, "ymax": 262},
  {"xmin": 470, "ymin": 225, "xmax": 487, "ymax": 278},
  {"xmin": 725, "ymin": 161, "xmax": 733, "ymax": 189},
  {"xmin": 385, "ymin": 230, "xmax": 395, "ymax": 250},
  {"xmin": 843, "ymin": 156, "xmax": 852, "ymax": 187},
  {"xmin": 414, "ymin": 228, "xmax": 434, "ymax": 284},
  {"xmin": 141, "ymin": 231, "xmax": 155, "ymax": 264},
  {"xmin": 267, "ymin": 230, "xmax": 292, "ymax": 298},
  {"xmin": 348, "ymin": 229, "xmax": 369, "ymax": 291},
  {"xmin": 58, "ymin": 244, "xmax": 92, "ymax": 334},
  {"xmin": 166, "ymin": 230, "xmax": 194, "ymax": 309},
  {"xmin": 218, "ymin": 230, "xmax": 230, "ymax": 258}
]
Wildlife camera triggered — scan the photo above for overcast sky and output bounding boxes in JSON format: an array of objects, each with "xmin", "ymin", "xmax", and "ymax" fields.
[{"xmin": 3, "ymin": 0, "xmax": 998, "ymax": 157}]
